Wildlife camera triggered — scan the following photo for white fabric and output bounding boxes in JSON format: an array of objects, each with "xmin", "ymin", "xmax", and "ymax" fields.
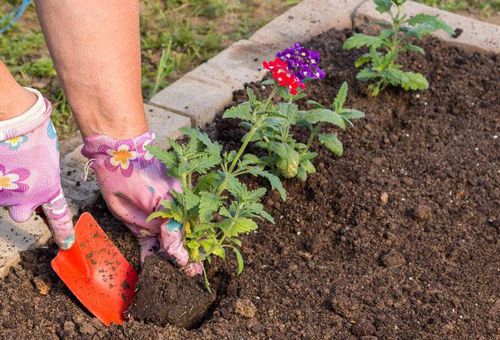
[{"xmin": 0, "ymin": 87, "xmax": 46, "ymax": 130}]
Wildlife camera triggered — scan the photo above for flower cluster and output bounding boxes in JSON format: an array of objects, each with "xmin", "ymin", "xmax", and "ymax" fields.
[
  {"xmin": 262, "ymin": 43, "xmax": 325, "ymax": 95},
  {"xmin": 277, "ymin": 43, "xmax": 326, "ymax": 81},
  {"xmin": 262, "ymin": 58, "xmax": 305, "ymax": 95}
]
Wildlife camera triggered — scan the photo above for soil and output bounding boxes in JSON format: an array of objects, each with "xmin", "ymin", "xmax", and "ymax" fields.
[
  {"xmin": 0, "ymin": 28, "xmax": 499, "ymax": 339},
  {"xmin": 129, "ymin": 256, "xmax": 217, "ymax": 330}
]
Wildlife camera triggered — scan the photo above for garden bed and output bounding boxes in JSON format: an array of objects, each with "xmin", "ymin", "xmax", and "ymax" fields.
[{"xmin": 0, "ymin": 27, "xmax": 498, "ymax": 339}]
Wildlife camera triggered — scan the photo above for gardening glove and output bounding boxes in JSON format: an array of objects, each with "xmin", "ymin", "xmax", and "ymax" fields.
[
  {"xmin": 81, "ymin": 131, "xmax": 202, "ymax": 276},
  {"xmin": 0, "ymin": 88, "xmax": 75, "ymax": 249}
]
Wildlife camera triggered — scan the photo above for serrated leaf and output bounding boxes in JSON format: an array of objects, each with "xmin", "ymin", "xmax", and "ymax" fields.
[
  {"xmin": 230, "ymin": 246, "xmax": 244, "ymax": 275},
  {"xmin": 383, "ymin": 69, "xmax": 429, "ymax": 91},
  {"xmin": 357, "ymin": 68, "xmax": 380, "ymax": 81},
  {"xmin": 404, "ymin": 14, "xmax": 454, "ymax": 38},
  {"xmin": 221, "ymin": 217, "xmax": 258, "ymax": 237},
  {"xmin": 318, "ymin": 133, "xmax": 343, "ymax": 156},
  {"xmin": 341, "ymin": 109, "xmax": 365, "ymax": 121},
  {"xmin": 184, "ymin": 190, "xmax": 200, "ymax": 210},
  {"xmin": 297, "ymin": 166, "xmax": 307, "ymax": 182},
  {"xmin": 333, "ymin": 82, "xmax": 348, "ymax": 113},
  {"xmin": 146, "ymin": 210, "xmax": 173, "ymax": 222},
  {"xmin": 306, "ymin": 100, "xmax": 325, "ymax": 109},
  {"xmin": 198, "ymin": 191, "xmax": 222, "ymax": 222},
  {"xmin": 146, "ymin": 145, "xmax": 177, "ymax": 168},
  {"xmin": 374, "ymin": 0, "xmax": 392, "ymax": 13},
  {"xmin": 305, "ymin": 109, "xmax": 346, "ymax": 129},
  {"xmin": 343, "ymin": 33, "xmax": 386, "ymax": 50},
  {"xmin": 403, "ymin": 43, "xmax": 425, "ymax": 54},
  {"xmin": 355, "ymin": 53, "xmax": 372, "ymax": 68},
  {"xmin": 223, "ymin": 102, "xmax": 253, "ymax": 121},
  {"xmin": 247, "ymin": 167, "xmax": 287, "ymax": 201},
  {"xmin": 200, "ymin": 238, "xmax": 225, "ymax": 259},
  {"xmin": 301, "ymin": 160, "xmax": 316, "ymax": 174},
  {"xmin": 196, "ymin": 172, "xmax": 221, "ymax": 192},
  {"xmin": 247, "ymin": 87, "xmax": 257, "ymax": 103}
]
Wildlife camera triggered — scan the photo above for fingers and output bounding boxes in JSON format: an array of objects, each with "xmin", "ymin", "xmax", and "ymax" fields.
[
  {"xmin": 160, "ymin": 220, "xmax": 189, "ymax": 267},
  {"xmin": 184, "ymin": 262, "xmax": 203, "ymax": 277},
  {"xmin": 41, "ymin": 190, "xmax": 75, "ymax": 250},
  {"xmin": 137, "ymin": 236, "xmax": 158, "ymax": 266},
  {"xmin": 8, "ymin": 204, "xmax": 34, "ymax": 223}
]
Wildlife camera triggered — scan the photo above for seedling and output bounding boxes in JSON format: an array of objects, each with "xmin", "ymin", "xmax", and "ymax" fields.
[
  {"xmin": 343, "ymin": 0, "xmax": 454, "ymax": 96},
  {"xmin": 147, "ymin": 127, "xmax": 284, "ymax": 292},
  {"xmin": 226, "ymin": 43, "xmax": 364, "ymax": 181}
]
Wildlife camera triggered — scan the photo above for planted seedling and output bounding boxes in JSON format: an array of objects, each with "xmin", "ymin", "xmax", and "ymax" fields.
[
  {"xmin": 225, "ymin": 43, "xmax": 364, "ymax": 181},
  {"xmin": 343, "ymin": 0, "xmax": 454, "ymax": 96},
  {"xmin": 147, "ymin": 128, "xmax": 285, "ymax": 292}
]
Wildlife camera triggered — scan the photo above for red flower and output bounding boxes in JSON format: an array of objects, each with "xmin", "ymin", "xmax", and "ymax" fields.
[{"xmin": 263, "ymin": 57, "xmax": 306, "ymax": 95}]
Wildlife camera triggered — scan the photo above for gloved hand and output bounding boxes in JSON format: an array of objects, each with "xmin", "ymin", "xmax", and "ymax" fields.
[
  {"xmin": 81, "ymin": 131, "xmax": 202, "ymax": 276},
  {"xmin": 0, "ymin": 88, "xmax": 74, "ymax": 249}
]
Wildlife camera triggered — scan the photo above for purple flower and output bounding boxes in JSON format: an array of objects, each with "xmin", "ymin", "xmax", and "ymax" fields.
[
  {"xmin": 0, "ymin": 164, "xmax": 30, "ymax": 193},
  {"xmin": 276, "ymin": 43, "xmax": 326, "ymax": 82}
]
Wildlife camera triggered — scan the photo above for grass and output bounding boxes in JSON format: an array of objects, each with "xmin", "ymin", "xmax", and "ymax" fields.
[
  {"xmin": 0, "ymin": 0, "xmax": 498, "ymax": 138},
  {"xmin": 417, "ymin": 0, "xmax": 500, "ymax": 15}
]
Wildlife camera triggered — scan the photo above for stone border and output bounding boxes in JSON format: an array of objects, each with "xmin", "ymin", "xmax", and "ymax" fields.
[{"xmin": 1, "ymin": 0, "xmax": 498, "ymax": 278}]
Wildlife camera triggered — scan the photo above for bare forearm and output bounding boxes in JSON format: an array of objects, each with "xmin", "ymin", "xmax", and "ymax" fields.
[
  {"xmin": 0, "ymin": 61, "xmax": 37, "ymax": 119},
  {"xmin": 35, "ymin": 0, "xmax": 147, "ymax": 139}
]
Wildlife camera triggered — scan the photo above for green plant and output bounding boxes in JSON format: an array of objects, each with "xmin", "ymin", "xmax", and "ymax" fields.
[
  {"xmin": 147, "ymin": 126, "xmax": 285, "ymax": 291},
  {"xmin": 343, "ymin": 0, "xmax": 454, "ymax": 96},
  {"xmin": 228, "ymin": 82, "xmax": 364, "ymax": 181}
]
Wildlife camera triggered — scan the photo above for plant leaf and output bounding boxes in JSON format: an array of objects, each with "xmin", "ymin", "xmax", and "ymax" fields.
[
  {"xmin": 355, "ymin": 53, "xmax": 372, "ymax": 68},
  {"xmin": 341, "ymin": 109, "xmax": 365, "ymax": 120},
  {"xmin": 230, "ymin": 246, "xmax": 244, "ymax": 275},
  {"xmin": 184, "ymin": 190, "xmax": 200, "ymax": 210},
  {"xmin": 404, "ymin": 14, "xmax": 454, "ymax": 38},
  {"xmin": 403, "ymin": 43, "xmax": 425, "ymax": 54},
  {"xmin": 247, "ymin": 166, "xmax": 287, "ymax": 201},
  {"xmin": 146, "ymin": 145, "xmax": 177, "ymax": 168},
  {"xmin": 333, "ymin": 82, "xmax": 348, "ymax": 113},
  {"xmin": 198, "ymin": 191, "xmax": 222, "ymax": 223},
  {"xmin": 374, "ymin": 0, "xmax": 392, "ymax": 13},
  {"xmin": 343, "ymin": 33, "xmax": 386, "ymax": 50},
  {"xmin": 318, "ymin": 133, "xmax": 343, "ymax": 156},
  {"xmin": 223, "ymin": 102, "xmax": 253, "ymax": 121},
  {"xmin": 221, "ymin": 217, "xmax": 258, "ymax": 237},
  {"xmin": 305, "ymin": 109, "xmax": 346, "ymax": 129}
]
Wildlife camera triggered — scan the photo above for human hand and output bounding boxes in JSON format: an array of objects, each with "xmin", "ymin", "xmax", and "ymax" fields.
[
  {"xmin": 0, "ymin": 89, "xmax": 74, "ymax": 249},
  {"xmin": 81, "ymin": 131, "xmax": 202, "ymax": 275}
]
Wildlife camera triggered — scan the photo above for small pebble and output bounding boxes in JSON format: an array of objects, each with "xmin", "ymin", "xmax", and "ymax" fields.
[
  {"xmin": 381, "ymin": 250, "xmax": 406, "ymax": 268},
  {"xmin": 235, "ymin": 298, "xmax": 257, "ymax": 319},
  {"xmin": 380, "ymin": 192, "xmax": 389, "ymax": 205},
  {"xmin": 414, "ymin": 203, "xmax": 432, "ymax": 221},
  {"xmin": 32, "ymin": 276, "xmax": 52, "ymax": 296}
]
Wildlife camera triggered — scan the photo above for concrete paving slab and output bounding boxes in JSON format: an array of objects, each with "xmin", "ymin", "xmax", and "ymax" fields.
[
  {"xmin": 249, "ymin": 0, "xmax": 364, "ymax": 49},
  {"xmin": 0, "ymin": 210, "xmax": 51, "ymax": 278},
  {"xmin": 149, "ymin": 75, "xmax": 234, "ymax": 127},
  {"xmin": 353, "ymin": 0, "xmax": 500, "ymax": 53},
  {"xmin": 145, "ymin": 104, "xmax": 192, "ymax": 148},
  {"xmin": 190, "ymin": 40, "xmax": 276, "ymax": 91}
]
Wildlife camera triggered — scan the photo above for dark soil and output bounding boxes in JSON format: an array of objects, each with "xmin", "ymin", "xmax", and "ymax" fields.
[
  {"xmin": 0, "ymin": 28, "xmax": 498, "ymax": 339},
  {"xmin": 129, "ymin": 256, "xmax": 217, "ymax": 329}
]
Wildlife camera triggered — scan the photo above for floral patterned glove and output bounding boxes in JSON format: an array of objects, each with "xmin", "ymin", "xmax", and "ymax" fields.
[
  {"xmin": 81, "ymin": 131, "xmax": 202, "ymax": 276},
  {"xmin": 0, "ymin": 89, "xmax": 74, "ymax": 249}
]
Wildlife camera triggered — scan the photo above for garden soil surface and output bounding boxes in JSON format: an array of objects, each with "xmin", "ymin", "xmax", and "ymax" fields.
[{"xmin": 0, "ymin": 28, "xmax": 498, "ymax": 339}]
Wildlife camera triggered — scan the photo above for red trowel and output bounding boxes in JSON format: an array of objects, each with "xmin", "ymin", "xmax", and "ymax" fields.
[{"xmin": 51, "ymin": 212, "xmax": 138, "ymax": 326}]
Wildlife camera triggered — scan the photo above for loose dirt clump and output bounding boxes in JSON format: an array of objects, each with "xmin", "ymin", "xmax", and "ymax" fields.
[{"xmin": 129, "ymin": 255, "xmax": 217, "ymax": 329}]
